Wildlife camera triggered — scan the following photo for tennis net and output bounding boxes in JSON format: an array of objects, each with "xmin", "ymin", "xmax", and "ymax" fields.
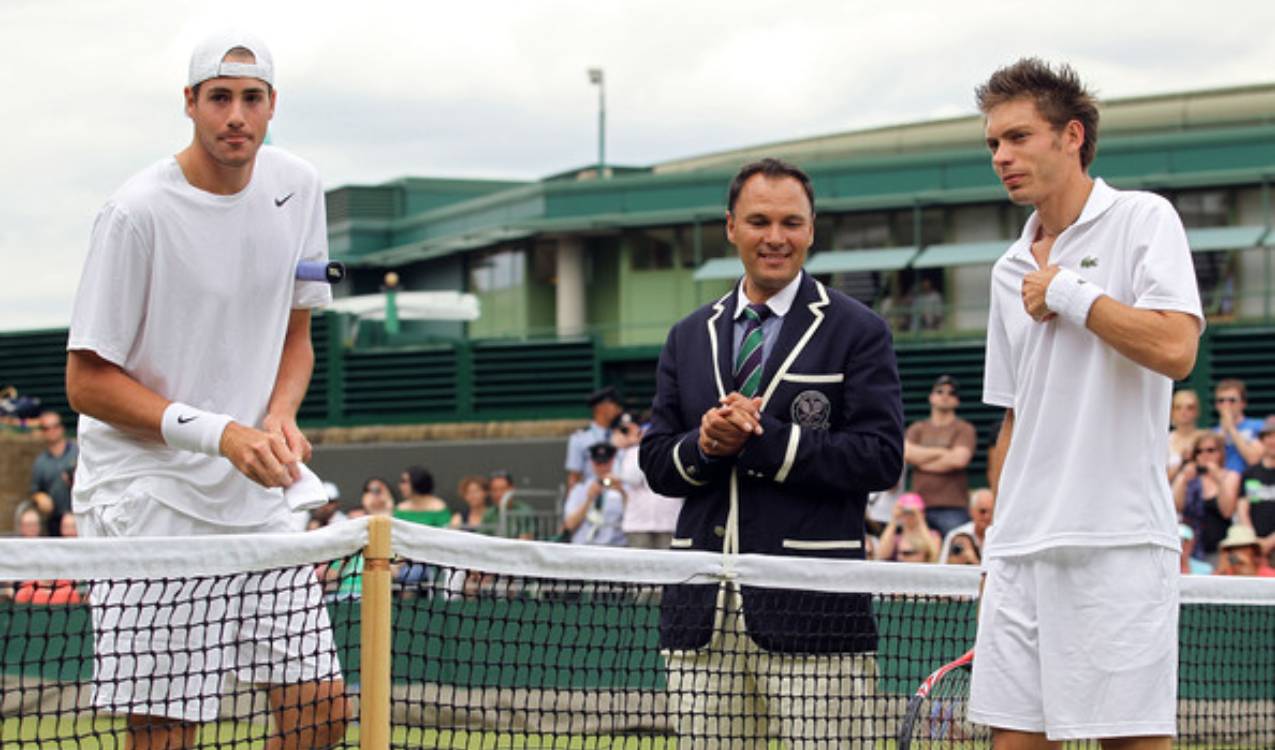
[
  {"xmin": 3, "ymin": 517, "xmax": 1275, "ymax": 748},
  {"xmin": 0, "ymin": 520, "xmax": 367, "ymax": 749},
  {"xmin": 389, "ymin": 521, "xmax": 1275, "ymax": 749}
]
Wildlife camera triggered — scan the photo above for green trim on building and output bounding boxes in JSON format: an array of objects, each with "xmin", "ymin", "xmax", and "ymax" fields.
[
  {"xmin": 1186, "ymin": 225, "xmax": 1268, "ymax": 253},
  {"xmin": 692, "ymin": 257, "xmax": 743, "ymax": 281},
  {"xmin": 330, "ymin": 123, "xmax": 1275, "ymax": 269},
  {"xmin": 806, "ymin": 247, "xmax": 918, "ymax": 274},
  {"xmin": 912, "ymin": 241, "xmax": 1009, "ymax": 269}
]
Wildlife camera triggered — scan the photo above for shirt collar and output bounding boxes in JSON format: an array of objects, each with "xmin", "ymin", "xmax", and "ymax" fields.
[
  {"xmin": 1010, "ymin": 177, "xmax": 1118, "ymax": 261},
  {"xmin": 1018, "ymin": 177, "xmax": 1117, "ymax": 244},
  {"xmin": 734, "ymin": 272, "xmax": 802, "ymax": 320}
]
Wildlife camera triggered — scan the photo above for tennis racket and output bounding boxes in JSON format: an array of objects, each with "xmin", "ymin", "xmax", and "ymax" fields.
[
  {"xmin": 295, "ymin": 260, "xmax": 346, "ymax": 283},
  {"xmin": 896, "ymin": 648, "xmax": 978, "ymax": 748}
]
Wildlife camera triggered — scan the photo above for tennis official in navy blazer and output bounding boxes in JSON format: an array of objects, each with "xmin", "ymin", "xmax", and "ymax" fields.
[{"xmin": 639, "ymin": 158, "xmax": 904, "ymax": 746}]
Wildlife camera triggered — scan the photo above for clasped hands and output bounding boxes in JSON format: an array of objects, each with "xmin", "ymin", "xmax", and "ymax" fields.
[{"xmin": 699, "ymin": 392, "xmax": 764, "ymax": 457}]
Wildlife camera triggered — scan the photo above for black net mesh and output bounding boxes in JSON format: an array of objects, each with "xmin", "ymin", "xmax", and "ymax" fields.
[
  {"xmin": 4, "ymin": 530, "xmax": 1275, "ymax": 749},
  {"xmin": 386, "ymin": 557, "xmax": 1275, "ymax": 749},
  {"xmin": 1, "ymin": 556, "xmax": 359, "ymax": 748}
]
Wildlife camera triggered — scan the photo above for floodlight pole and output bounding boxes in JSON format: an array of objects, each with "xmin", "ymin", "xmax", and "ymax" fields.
[{"xmin": 588, "ymin": 67, "xmax": 606, "ymax": 178}]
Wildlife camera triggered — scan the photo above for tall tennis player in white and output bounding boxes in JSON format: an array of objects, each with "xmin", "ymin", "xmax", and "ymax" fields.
[
  {"xmin": 969, "ymin": 59, "xmax": 1203, "ymax": 750},
  {"xmin": 66, "ymin": 30, "xmax": 347, "ymax": 749}
]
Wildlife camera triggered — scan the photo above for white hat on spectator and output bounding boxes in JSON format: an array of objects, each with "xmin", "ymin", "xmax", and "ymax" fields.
[{"xmin": 1219, "ymin": 525, "xmax": 1260, "ymax": 550}]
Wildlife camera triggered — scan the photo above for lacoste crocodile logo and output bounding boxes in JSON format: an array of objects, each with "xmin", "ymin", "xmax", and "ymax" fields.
[{"xmin": 1081, "ymin": 256, "xmax": 1098, "ymax": 268}]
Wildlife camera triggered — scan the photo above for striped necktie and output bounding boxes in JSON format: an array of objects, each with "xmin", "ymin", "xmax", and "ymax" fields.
[{"xmin": 734, "ymin": 303, "xmax": 772, "ymax": 398}]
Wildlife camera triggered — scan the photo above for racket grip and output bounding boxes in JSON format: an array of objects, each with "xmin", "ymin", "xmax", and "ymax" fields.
[{"xmin": 296, "ymin": 261, "xmax": 346, "ymax": 283}]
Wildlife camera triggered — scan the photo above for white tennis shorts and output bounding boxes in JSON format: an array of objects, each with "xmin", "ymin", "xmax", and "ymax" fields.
[
  {"xmin": 78, "ymin": 490, "xmax": 342, "ymax": 723},
  {"xmin": 968, "ymin": 544, "xmax": 1178, "ymax": 741}
]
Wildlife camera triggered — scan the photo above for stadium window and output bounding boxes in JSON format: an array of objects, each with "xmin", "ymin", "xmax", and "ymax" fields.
[
  {"xmin": 629, "ymin": 228, "xmax": 678, "ymax": 270},
  {"xmin": 830, "ymin": 212, "xmax": 893, "ymax": 249},
  {"xmin": 469, "ymin": 247, "xmax": 526, "ymax": 292},
  {"xmin": 699, "ymin": 221, "xmax": 730, "ymax": 261},
  {"xmin": 1172, "ymin": 190, "xmax": 1237, "ymax": 317},
  {"xmin": 876, "ymin": 267, "xmax": 947, "ymax": 333},
  {"xmin": 531, "ymin": 242, "xmax": 557, "ymax": 284},
  {"xmin": 1173, "ymin": 190, "xmax": 1231, "ymax": 228},
  {"xmin": 890, "ymin": 208, "xmax": 945, "ymax": 247}
]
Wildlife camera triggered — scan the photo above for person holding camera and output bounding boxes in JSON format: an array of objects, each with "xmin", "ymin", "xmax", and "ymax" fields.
[
  {"xmin": 562, "ymin": 442, "xmax": 627, "ymax": 546},
  {"xmin": 1238, "ymin": 416, "xmax": 1275, "ymax": 566},
  {"xmin": 1167, "ymin": 389, "xmax": 1202, "ymax": 481},
  {"xmin": 944, "ymin": 532, "xmax": 982, "ymax": 566},
  {"xmin": 876, "ymin": 493, "xmax": 941, "ymax": 563},
  {"xmin": 611, "ymin": 412, "xmax": 683, "ymax": 550},
  {"xmin": 1173, "ymin": 432, "xmax": 1241, "ymax": 560},
  {"xmin": 938, "ymin": 488, "xmax": 994, "ymax": 564}
]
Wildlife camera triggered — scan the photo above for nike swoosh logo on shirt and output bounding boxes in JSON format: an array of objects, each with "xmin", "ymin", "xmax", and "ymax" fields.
[
  {"xmin": 275, "ymin": 192, "xmax": 295, "ymax": 207},
  {"xmin": 177, "ymin": 415, "xmax": 198, "ymax": 424}
]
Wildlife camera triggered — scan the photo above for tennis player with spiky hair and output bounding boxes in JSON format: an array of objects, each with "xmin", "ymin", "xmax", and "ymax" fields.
[
  {"xmin": 970, "ymin": 59, "xmax": 1203, "ymax": 749},
  {"xmin": 65, "ymin": 31, "xmax": 347, "ymax": 749}
]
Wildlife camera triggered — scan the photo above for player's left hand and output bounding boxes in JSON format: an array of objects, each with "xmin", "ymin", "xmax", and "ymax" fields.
[
  {"xmin": 1022, "ymin": 265, "xmax": 1062, "ymax": 322},
  {"xmin": 263, "ymin": 413, "xmax": 312, "ymax": 468}
]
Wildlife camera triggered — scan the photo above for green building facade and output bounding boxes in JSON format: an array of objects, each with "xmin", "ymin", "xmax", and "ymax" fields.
[
  {"xmin": 3, "ymin": 84, "xmax": 1274, "ymax": 448},
  {"xmin": 327, "ymin": 83, "xmax": 1275, "ymax": 353}
]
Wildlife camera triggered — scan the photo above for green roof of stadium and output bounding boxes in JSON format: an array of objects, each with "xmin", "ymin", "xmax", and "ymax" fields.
[{"xmin": 328, "ymin": 83, "xmax": 1275, "ymax": 269}]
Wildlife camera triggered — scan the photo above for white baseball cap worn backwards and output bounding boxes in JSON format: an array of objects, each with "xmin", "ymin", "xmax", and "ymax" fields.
[{"xmin": 188, "ymin": 29, "xmax": 274, "ymax": 87}]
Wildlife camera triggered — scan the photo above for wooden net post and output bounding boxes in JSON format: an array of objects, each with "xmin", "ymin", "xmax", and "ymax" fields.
[{"xmin": 360, "ymin": 515, "xmax": 393, "ymax": 749}]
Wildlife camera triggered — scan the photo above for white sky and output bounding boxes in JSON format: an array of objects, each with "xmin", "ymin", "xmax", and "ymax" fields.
[{"xmin": 3, "ymin": 0, "xmax": 1274, "ymax": 331}]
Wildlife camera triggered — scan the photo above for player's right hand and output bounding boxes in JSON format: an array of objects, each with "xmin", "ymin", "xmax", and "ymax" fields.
[{"xmin": 219, "ymin": 422, "xmax": 298, "ymax": 488}]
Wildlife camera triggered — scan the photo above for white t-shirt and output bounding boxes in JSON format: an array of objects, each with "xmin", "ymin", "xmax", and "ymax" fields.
[
  {"xmin": 982, "ymin": 178, "xmax": 1203, "ymax": 558},
  {"xmin": 563, "ymin": 482, "xmax": 627, "ymax": 546},
  {"xmin": 68, "ymin": 146, "xmax": 332, "ymax": 527},
  {"xmin": 613, "ymin": 443, "xmax": 683, "ymax": 534}
]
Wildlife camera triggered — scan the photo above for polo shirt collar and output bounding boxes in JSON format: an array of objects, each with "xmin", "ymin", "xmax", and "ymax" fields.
[
  {"xmin": 1019, "ymin": 177, "xmax": 1117, "ymax": 243},
  {"xmin": 1010, "ymin": 177, "xmax": 1118, "ymax": 262},
  {"xmin": 734, "ymin": 271, "xmax": 801, "ymax": 319}
]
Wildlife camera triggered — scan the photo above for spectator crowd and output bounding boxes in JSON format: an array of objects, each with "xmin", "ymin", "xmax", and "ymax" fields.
[
  {"xmin": 8, "ymin": 376, "xmax": 1275, "ymax": 595},
  {"xmin": 863, "ymin": 373, "xmax": 1275, "ymax": 580}
]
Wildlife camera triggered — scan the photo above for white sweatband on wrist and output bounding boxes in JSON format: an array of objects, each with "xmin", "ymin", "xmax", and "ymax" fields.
[
  {"xmin": 161, "ymin": 402, "xmax": 233, "ymax": 457},
  {"xmin": 1045, "ymin": 267, "xmax": 1105, "ymax": 327}
]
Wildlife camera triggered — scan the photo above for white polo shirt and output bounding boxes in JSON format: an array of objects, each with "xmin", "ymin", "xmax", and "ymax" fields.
[{"xmin": 982, "ymin": 178, "xmax": 1203, "ymax": 558}]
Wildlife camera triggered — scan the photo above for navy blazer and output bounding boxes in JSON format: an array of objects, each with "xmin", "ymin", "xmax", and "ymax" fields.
[{"xmin": 639, "ymin": 271, "xmax": 904, "ymax": 653}]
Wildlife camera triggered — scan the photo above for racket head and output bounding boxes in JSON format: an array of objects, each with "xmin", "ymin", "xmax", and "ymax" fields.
[{"xmin": 897, "ymin": 649, "xmax": 982, "ymax": 748}]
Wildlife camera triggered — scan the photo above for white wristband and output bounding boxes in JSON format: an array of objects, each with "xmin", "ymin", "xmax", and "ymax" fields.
[
  {"xmin": 161, "ymin": 402, "xmax": 233, "ymax": 457},
  {"xmin": 1045, "ymin": 267, "xmax": 1104, "ymax": 327}
]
